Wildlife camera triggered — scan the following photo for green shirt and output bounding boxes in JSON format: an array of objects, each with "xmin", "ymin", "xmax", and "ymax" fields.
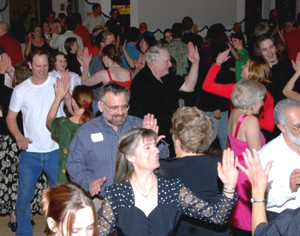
[
  {"xmin": 235, "ymin": 47, "xmax": 249, "ymax": 82},
  {"xmin": 51, "ymin": 117, "xmax": 80, "ymax": 183}
]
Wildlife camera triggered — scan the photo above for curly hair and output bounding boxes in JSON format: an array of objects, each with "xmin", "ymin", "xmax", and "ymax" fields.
[{"xmin": 171, "ymin": 107, "xmax": 213, "ymax": 154}]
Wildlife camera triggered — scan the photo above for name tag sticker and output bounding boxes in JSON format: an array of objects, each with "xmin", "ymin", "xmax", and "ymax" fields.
[{"xmin": 91, "ymin": 132, "xmax": 104, "ymax": 142}]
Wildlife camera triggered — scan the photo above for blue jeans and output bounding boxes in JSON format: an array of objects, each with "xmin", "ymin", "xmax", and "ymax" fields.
[
  {"xmin": 205, "ymin": 111, "xmax": 228, "ymax": 151},
  {"xmin": 16, "ymin": 150, "xmax": 59, "ymax": 236}
]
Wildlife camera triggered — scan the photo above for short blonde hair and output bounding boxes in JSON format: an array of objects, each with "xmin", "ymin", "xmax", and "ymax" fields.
[
  {"xmin": 232, "ymin": 79, "xmax": 266, "ymax": 110},
  {"xmin": 171, "ymin": 107, "xmax": 213, "ymax": 153}
]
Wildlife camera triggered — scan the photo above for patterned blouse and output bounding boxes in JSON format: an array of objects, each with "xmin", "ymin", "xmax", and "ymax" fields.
[{"xmin": 98, "ymin": 176, "xmax": 237, "ymax": 236}]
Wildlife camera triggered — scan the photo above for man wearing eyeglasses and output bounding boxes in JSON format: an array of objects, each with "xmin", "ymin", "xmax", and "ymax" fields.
[
  {"xmin": 66, "ymin": 83, "xmax": 168, "ymax": 209},
  {"xmin": 257, "ymin": 99, "xmax": 300, "ymax": 222}
]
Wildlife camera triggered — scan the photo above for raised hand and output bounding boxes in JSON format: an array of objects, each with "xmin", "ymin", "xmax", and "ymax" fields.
[
  {"xmin": 217, "ymin": 148, "xmax": 238, "ymax": 190},
  {"xmin": 292, "ymin": 52, "xmax": 300, "ymax": 72},
  {"xmin": 216, "ymin": 49, "xmax": 231, "ymax": 64},
  {"xmin": 142, "ymin": 113, "xmax": 159, "ymax": 134},
  {"xmin": 0, "ymin": 53, "xmax": 12, "ymax": 73},
  {"xmin": 55, "ymin": 70, "xmax": 70, "ymax": 100},
  {"xmin": 77, "ymin": 47, "xmax": 91, "ymax": 66},
  {"xmin": 238, "ymin": 149, "xmax": 272, "ymax": 197},
  {"xmin": 187, "ymin": 42, "xmax": 200, "ymax": 64}
]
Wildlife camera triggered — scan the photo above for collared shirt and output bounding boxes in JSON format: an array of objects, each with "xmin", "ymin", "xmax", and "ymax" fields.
[
  {"xmin": 66, "ymin": 115, "xmax": 169, "ymax": 193},
  {"xmin": 259, "ymin": 134, "xmax": 300, "ymax": 213},
  {"xmin": 255, "ymin": 208, "xmax": 300, "ymax": 235}
]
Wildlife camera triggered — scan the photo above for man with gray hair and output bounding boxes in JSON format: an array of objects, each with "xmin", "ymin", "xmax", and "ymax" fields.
[
  {"xmin": 66, "ymin": 83, "xmax": 168, "ymax": 210},
  {"xmin": 259, "ymin": 99, "xmax": 300, "ymax": 221},
  {"xmin": 129, "ymin": 43, "xmax": 199, "ymax": 151}
]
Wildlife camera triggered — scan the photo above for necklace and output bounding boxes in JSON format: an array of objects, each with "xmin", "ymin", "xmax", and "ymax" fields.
[{"xmin": 131, "ymin": 176, "xmax": 155, "ymax": 199}]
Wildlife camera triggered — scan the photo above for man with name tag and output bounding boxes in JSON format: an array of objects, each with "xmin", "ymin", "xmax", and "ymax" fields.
[{"xmin": 66, "ymin": 83, "xmax": 168, "ymax": 209}]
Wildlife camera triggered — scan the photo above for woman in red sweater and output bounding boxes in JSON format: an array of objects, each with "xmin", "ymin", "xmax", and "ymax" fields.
[{"xmin": 202, "ymin": 49, "xmax": 275, "ymax": 133}]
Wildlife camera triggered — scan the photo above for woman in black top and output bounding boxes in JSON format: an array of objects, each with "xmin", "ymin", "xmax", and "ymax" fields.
[
  {"xmin": 160, "ymin": 106, "xmax": 233, "ymax": 236},
  {"xmin": 98, "ymin": 127, "xmax": 238, "ymax": 236}
]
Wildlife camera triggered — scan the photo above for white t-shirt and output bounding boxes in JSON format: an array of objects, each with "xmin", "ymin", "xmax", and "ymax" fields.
[
  {"xmin": 9, "ymin": 75, "xmax": 62, "ymax": 152},
  {"xmin": 83, "ymin": 14, "xmax": 106, "ymax": 36}
]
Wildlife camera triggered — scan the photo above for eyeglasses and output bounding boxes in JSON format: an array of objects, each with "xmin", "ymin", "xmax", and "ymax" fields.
[
  {"xmin": 286, "ymin": 124, "xmax": 300, "ymax": 132},
  {"xmin": 101, "ymin": 101, "xmax": 130, "ymax": 112}
]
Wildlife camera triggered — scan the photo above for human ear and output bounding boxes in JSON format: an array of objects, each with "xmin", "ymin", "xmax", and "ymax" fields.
[
  {"xmin": 126, "ymin": 154, "xmax": 136, "ymax": 164},
  {"xmin": 98, "ymin": 101, "xmax": 104, "ymax": 113},
  {"xmin": 47, "ymin": 217, "xmax": 58, "ymax": 232},
  {"xmin": 28, "ymin": 61, "xmax": 32, "ymax": 70},
  {"xmin": 277, "ymin": 124, "xmax": 286, "ymax": 133}
]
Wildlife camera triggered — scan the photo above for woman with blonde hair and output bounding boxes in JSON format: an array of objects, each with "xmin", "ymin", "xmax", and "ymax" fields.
[
  {"xmin": 202, "ymin": 49, "xmax": 275, "ymax": 134},
  {"xmin": 227, "ymin": 79, "xmax": 267, "ymax": 235}
]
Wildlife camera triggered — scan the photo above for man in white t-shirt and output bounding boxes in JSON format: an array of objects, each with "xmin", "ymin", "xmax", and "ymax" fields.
[
  {"xmin": 83, "ymin": 3, "xmax": 106, "ymax": 38},
  {"xmin": 6, "ymin": 51, "xmax": 64, "ymax": 236}
]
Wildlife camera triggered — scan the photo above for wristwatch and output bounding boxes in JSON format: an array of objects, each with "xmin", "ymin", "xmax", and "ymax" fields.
[{"xmin": 250, "ymin": 197, "xmax": 265, "ymax": 203}]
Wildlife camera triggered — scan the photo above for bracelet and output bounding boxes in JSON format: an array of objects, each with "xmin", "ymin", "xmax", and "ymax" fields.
[
  {"xmin": 250, "ymin": 197, "xmax": 265, "ymax": 203},
  {"xmin": 223, "ymin": 186, "xmax": 236, "ymax": 191},
  {"xmin": 223, "ymin": 190, "xmax": 235, "ymax": 194}
]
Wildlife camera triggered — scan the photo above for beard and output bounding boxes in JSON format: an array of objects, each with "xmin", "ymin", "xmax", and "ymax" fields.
[
  {"xmin": 103, "ymin": 110, "xmax": 127, "ymax": 127},
  {"xmin": 286, "ymin": 127, "xmax": 300, "ymax": 146}
]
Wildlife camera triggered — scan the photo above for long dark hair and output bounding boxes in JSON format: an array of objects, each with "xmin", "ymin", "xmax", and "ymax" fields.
[{"xmin": 114, "ymin": 128, "xmax": 157, "ymax": 184}]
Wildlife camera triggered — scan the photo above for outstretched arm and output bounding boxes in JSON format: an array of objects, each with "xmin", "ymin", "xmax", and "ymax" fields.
[
  {"xmin": 77, "ymin": 47, "xmax": 92, "ymax": 81},
  {"xmin": 202, "ymin": 49, "xmax": 234, "ymax": 98},
  {"xmin": 180, "ymin": 42, "xmax": 200, "ymax": 92},
  {"xmin": 46, "ymin": 71, "xmax": 70, "ymax": 130},
  {"xmin": 82, "ymin": 69, "xmax": 109, "ymax": 86}
]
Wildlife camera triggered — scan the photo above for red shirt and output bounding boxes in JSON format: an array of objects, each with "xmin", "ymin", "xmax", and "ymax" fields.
[
  {"xmin": 74, "ymin": 24, "xmax": 91, "ymax": 48},
  {"xmin": 202, "ymin": 63, "xmax": 275, "ymax": 132},
  {"xmin": 0, "ymin": 32, "xmax": 23, "ymax": 66},
  {"xmin": 285, "ymin": 28, "xmax": 300, "ymax": 61}
]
